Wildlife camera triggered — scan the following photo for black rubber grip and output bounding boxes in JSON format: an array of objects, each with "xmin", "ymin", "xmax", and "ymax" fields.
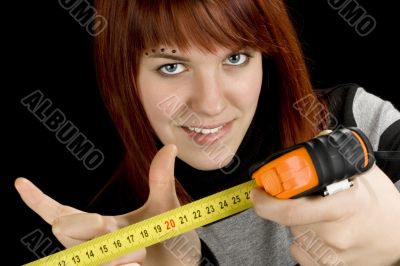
[{"xmin": 294, "ymin": 127, "xmax": 375, "ymax": 198}]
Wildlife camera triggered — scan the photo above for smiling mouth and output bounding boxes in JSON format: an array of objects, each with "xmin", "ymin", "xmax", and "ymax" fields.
[
  {"xmin": 180, "ymin": 120, "xmax": 234, "ymax": 145},
  {"xmin": 184, "ymin": 124, "xmax": 224, "ymax": 135}
]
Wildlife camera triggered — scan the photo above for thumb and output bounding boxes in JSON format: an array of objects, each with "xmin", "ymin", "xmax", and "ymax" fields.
[
  {"xmin": 147, "ymin": 144, "xmax": 180, "ymax": 210},
  {"xmin": 316, "ymin": 129, "xmax": 332, "ymax": 137}
]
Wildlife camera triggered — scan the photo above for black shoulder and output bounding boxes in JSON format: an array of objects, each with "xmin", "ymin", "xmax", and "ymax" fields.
[
  {"xmin": 378, "ymin": 120, "xmax": 400, "ymax": 184},
  {"xmin": 315, "ymin": 83, "xmax": 360, "ymax": 128}
]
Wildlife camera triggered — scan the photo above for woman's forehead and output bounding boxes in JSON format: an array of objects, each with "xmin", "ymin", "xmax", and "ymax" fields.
[{"xmin": 130, "ymin": 0, "xmax": 274, "ymax": 58}]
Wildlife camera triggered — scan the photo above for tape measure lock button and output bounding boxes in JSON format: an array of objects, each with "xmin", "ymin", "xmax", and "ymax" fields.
[{"xmin": 252, "ymin": 147, "xmax": 320, "ymax": 199}]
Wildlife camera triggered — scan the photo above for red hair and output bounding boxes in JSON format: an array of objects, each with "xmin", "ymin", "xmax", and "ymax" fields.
[{"xmin": 93, "ymin": 0, "xmax": 327, "ymax": 207}]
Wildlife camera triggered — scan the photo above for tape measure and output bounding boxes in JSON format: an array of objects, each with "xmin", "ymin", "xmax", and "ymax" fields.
[{"xmin": 25, "ymin": 180, "xmax": 257, "ymax": 266}]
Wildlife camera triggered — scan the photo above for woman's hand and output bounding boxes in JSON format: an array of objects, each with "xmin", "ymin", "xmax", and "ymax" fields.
[
  {"xmin": 15, "ymin": 144, "xmax": 201, "ymax": 266},
  {"xmin": 251, "ymin": 162, "xmax": 400, "ymax": 266}
]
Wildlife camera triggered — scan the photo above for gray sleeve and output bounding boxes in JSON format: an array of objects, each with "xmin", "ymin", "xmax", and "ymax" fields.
[
  {"xmin": 352, "ymin": 87, "xmax": 400, "ymax": 150},
  {"xmin": 352, "ymin": 87, "xmax": 400, "ymax": 190}
]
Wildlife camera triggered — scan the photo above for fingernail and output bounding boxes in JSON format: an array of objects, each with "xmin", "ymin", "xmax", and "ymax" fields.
[
  {"xmin": 171, "ymin": 144, "xmax": 177, "ymax": 155},
  {"xmin": 15, "ymin": 177, "xmax": 27, "ymax": 188},
  {"xmin": 249, "ymin": 189, "xmax": 256, "ymax": 200}
]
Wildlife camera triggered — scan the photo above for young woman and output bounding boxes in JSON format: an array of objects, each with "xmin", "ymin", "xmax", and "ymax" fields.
[{"xmin": 15, "ymin": 1, "xmax": 400, "ymax": 265}]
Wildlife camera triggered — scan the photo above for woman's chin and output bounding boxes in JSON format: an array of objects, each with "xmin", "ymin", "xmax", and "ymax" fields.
[{"xmin": 178, "ymin": 153, "xmax": 236, "ymax": 171}]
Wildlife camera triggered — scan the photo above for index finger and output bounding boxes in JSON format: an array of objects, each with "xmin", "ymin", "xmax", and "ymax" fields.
[
  {"xmin": 15, "ymin": 177, "xmax": 81, "ymax": 225},
  {"xmin": 250, "ymin": 185, "xmax": 357, "ymax": 226}
]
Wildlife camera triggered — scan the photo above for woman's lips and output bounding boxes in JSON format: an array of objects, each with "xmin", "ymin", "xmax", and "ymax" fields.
[{"xmin": 181, "ymin": 120, "xmax": 233, "ymax": 146}]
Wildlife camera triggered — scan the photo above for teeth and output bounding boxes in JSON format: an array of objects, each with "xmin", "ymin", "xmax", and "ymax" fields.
[{"xmin": 187, "ymin": 125, "xmax": 223, "ymax": 135}]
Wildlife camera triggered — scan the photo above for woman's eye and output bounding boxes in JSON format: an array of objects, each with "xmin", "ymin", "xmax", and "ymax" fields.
[
  {"xmin": 158, "ymin": 63, "xmax": 186, "ymax": 75},
  {"xmin": 224, "ymin": 53, "xmax": 249, "ymax": 66}
]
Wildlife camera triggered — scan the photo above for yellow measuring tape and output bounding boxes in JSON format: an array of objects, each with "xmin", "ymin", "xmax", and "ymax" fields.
[{"xmin": 25, "ymin": 180, "xmax": 257, "ymax": 266}]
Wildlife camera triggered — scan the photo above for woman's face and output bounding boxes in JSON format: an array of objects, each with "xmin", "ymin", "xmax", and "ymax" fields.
[{"xmin": 137, "ymin": 45, "xmax": 263, "ymax": 170}]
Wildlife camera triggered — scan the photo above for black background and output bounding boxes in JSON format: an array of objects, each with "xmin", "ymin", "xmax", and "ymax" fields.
[{"xmin": 1, "ymin": 1, "xmax": 398, "ymax": 265}]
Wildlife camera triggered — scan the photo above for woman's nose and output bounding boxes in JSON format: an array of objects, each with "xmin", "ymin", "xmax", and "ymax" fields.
[{"xmin": 189, "ymin": 72, "xmax": 227, "ymax": 116}]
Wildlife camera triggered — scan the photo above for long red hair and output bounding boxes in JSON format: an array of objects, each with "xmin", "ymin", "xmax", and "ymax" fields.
[{"xmin": 93, "ymin": 0, "xmax": 327, "ymax": 207}]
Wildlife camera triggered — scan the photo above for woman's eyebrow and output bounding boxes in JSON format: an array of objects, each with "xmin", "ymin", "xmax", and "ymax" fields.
[
  {"xmin": 147, "ymin": 47, "xmax": 249, "ymax": 62},
  {"xmin": 148, "ymin": 53, "xmax": 190, "ymax": 62}
]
